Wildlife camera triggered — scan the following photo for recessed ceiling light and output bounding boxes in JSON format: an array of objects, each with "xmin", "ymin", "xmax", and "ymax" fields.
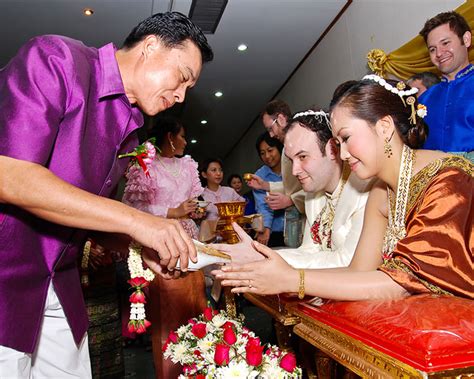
[
  {"xmin": 214, "ymin": 91, "xmax": 223, "ymax": 97},
  {"xmin": 200, "ymin": 120, "xmax": 207, "ymax": 125},
  {"xmin": 237, "ymin": 44, "xmax": 247, "ymax": 51},
  {"xmin": 83, "ymin": 8, "xmax": 94, "ymax": 16},
  {"xmin": 191, "ymin": 139, "xmax": 197, "ymax": 144}
]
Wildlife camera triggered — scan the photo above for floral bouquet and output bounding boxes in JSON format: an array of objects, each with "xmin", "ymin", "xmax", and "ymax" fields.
[{"xmin": 164, "ymin": 306, "xmax": 302, "ymax": 378}]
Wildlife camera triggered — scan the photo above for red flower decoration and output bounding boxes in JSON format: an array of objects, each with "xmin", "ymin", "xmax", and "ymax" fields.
[
  {"xmin": 191, "ymin": 323, "xmax": 207, "ymax": 339},
  {"xmin": 280, "ymin": 352, "xmax": 297, "ymax": 372},
  {"xmin": 128, "ymin": 277, "xmax": 149, "ymax": 288},
  {"xmin": 129, "ymin": 290, "xmax": 146, "ymax": 304},
  {"xmin": 169, "ymin": 330, "xmax": 178, "ymax": 343},
  {"xmin": 223, "ymin": 326, "xmax": 237, "ymax": 345},
  {"xmin": 221, "ymin": 321, "xmax": 234, "ymax": 330},
  {"xmin": 203, "ymin": 306, "xmax": 214, "ymax": 321},
  {"xmin": 214, "ymin": 343, "xmax": 230, "ymax": 366},
  {"xmin": 245, "ymin": 337, "xmax": 264, "ymax": 366}
]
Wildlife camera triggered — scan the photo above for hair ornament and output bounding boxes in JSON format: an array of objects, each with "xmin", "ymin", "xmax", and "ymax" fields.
[
  {"xmin": 293, "ymin": 109, "xmax": 332, "ymax": 130},
  {"xmin": 416, "ymin": 104, "xmax": 428, "ymax": 119},
  {"xmin": 363, "ymin": 74, "xmax": 421, "ymax": 125}
]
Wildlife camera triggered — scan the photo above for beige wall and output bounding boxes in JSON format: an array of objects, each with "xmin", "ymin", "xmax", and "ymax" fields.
[{"xmin": 224, "ymin": 0, "xmax": 464, "ymax": 179}]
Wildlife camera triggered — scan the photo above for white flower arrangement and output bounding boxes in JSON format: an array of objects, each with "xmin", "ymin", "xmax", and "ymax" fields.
[{"xmin": 164, "ymin": 307, "xmax": 302, "ymax": 378}]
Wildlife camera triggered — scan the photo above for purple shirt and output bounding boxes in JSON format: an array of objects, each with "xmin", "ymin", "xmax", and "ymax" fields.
[{"xmin": 0, "ymin": 35, "xmax": 143, "ymax": 353}]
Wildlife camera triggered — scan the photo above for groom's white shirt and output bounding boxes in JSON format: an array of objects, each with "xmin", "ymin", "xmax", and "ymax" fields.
[{"xmin": 277, "ymin": 172, "xmax": 373, "ymax": 268}]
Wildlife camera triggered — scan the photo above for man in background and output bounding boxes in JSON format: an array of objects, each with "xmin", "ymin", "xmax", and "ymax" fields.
[
  {"xmin": 247, "ymin": 99, "xmax": 306, "ymax": 247},
  {"xmin": 419, "ymin": 11, "xmax": 473, "ymax": 162},
  {"xmin": 406, "ymin": 71, "xmax": 440, "ymax": 96}
]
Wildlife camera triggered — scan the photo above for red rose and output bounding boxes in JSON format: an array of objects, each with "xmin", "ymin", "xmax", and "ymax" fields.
[
  {"xmin": 136, "ymin": 322, "xmax": 147, "ymax": 334},
  {"xmin": 191, "ymin": 323, "xmax": 207, "ymax": 339},
  {"xmin": 127, "ymin": 321, "xmax": 136, "ymax": 334},
  {"xmin": 196, "ymin": 375, "xmax": 205, "ymax": 379},
  {"xmin": 168, "ymin": 331, "xmax": 178, "ymax": 343},
  {"xmin": 194, "ymin": 350, "xmax": 201, "ymax": 357},
  {"xmin": 129, "ymin": 290, "xmax": 146, "ymax": 303},
  {"xmin": 143, "ymin": 319, "xmax": 151, "ymax": 328},
  {"xmin": 128, "ymin": 277, "xmax": 149, "ymax": 288},
  {"xmin": 203, "ymin": 306, "xmax": 214, "ymax": 321},
  {"xmin": 214, "ymin": 343, "xmax": 230, "ymax": 366},
  {"xmin": 245, "ymin": 338, "xmax": 264, "ymax": 366},
  {"xmin": 223, "ymin": 326, "xmax": 237, "ymax": 345},
  {"xmin": 222, "ymin": 321, "xmax": 234, "ymax": 330},
  {"xmin": 280, "ymin": 352, "xmax": 297, "ymax": 372},
  {"xmin": 188, "ymin": 318, "xmax": 197, "ymax": 325}
]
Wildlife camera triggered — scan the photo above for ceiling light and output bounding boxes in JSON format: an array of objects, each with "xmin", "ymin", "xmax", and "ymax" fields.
[
  {"xmin": 191, "ymin": 139, "xmax": 197, "ymax": 144},
  {"xmin": 214, "ymin": 91, "xmax": 223, "ymax": 98},
  {"xmin": 237, "ymin": 44, "xmax": 247, "ymax": 51},
  {"xmin": 201, "ymin": 120, "xmax": 207, "ymax": 125},
  {"xmin": 83, "ymin": 8, "xmax": 94, "ymax": 16}
]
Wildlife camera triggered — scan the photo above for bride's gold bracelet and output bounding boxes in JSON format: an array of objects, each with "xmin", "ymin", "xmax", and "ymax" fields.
[{"xmin": 298, "ymin": 269, "xmax": 305, "ymax": 299}]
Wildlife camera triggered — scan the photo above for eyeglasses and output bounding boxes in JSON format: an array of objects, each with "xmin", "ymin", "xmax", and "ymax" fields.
[{"xmin": 265, "ymin": 117, "xmax": 278, "ymax": 132}]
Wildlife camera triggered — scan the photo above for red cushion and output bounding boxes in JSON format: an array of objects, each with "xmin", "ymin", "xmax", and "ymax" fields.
[{"xmin": 297, "ymin": 294, "xmax": 474, "ymax": 372}]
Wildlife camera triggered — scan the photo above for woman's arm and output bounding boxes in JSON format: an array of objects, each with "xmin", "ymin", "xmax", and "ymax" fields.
[
  {"xmin": 216, "ymin": 243, "xmax": 409, "ymax": 300},
  {"xmin": 214, "ymin": 182, "xmax": 407, "ymax": 300}
]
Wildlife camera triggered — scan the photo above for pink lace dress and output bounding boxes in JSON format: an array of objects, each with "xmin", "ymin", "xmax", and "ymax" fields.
[
  {"xmin": 123, "ymin": 155, "xmax": 203, "ymax": 237},
  {"xmin": 122, "ymin": 155, "xmax": 207, "ymax": 378}
]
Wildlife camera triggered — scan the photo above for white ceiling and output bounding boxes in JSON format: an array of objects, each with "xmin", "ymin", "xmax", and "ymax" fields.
[{"xmin": 0, "ymin": 0, "xmax": 348, "ymax": 162}]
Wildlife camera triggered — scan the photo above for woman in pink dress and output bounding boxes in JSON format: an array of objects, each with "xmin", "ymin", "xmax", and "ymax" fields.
[{"xmin": 122, "ymin": 117, "xmax": 207, "ymax": 378}]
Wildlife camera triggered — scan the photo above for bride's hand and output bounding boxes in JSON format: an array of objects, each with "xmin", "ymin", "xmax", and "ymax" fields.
[
  {"xmin": 212, "ymin": 241, "xmax": 298, "ymax": 295},
  {"xmin": 210, "ymin": 222, "xmax": 265, "ymax": 265}
]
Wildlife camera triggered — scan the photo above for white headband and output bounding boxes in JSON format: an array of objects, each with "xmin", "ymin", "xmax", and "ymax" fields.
[{"xmin": 362, "ymin": 74, "xmax": 427, "ymax": 123}]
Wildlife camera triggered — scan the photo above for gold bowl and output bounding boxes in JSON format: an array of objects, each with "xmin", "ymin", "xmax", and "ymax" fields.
[
  {"xmin": 215, "ymin": 201, "xmax": 246, "ymax": 220},
  {"xmin": 243, "ymin": 173, "xmax": 253, "ymax": 181}
]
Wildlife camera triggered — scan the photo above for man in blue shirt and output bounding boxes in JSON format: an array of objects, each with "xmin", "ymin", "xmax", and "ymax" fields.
[{"xmin": 419, "ymin": 11, "xmax": 473, "ymax": 162}]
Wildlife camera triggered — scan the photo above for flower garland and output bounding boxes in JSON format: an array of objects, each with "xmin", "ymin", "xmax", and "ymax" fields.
[
  {"xmin": 362, "ymin": 74, "xmax": 427, "ymax": 125},
  {"xmin": 126, "ymin": 242, "xmax": 156, "ymax": 334},
  {"xmin": 164, "ymin": 306, "xmax": 302, "ymax": 378},
  {"xmin": 119, "ymin": 139, "xmax": 159, "ymax": 333},
  {"xmin": 118, "ymin": 138, "xmax": 158, "ymax": 177}
]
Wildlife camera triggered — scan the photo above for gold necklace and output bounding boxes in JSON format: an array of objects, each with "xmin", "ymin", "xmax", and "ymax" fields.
[
  {"xmin": 157, "ymin": 154, "xmax": 181, "ymax": 177},
  {"xmin": 382, "ymin": 145, "xmax": 415, "ymax": 261},
  {"xmin": 310, "ymin": 163, "xmax": 351, "ymax": 250}
]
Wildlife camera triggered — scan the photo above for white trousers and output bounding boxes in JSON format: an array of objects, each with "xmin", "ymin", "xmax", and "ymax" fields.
[{"xmin": 0, "ymin": 283, "xmax": 92, "ymax": 378}]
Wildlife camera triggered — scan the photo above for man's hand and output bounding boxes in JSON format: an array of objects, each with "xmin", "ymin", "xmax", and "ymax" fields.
[
  {"xmin": 265, "ymin": 192, "xmax": 293, "ymax": 210},
  {"xmin": 211, "ymin": 222, "xmax": 265, "ymax": 265},
  {"xmin": 245, "ymin": 174, "xmax": 269, "ymax": 191},
  {"xmin": 141, "ymin": 247, "xmax": 182, "ymax": 279},
  {"xmin": 130, "ymin": 214, "xmax": 197, "ymax": 272}
]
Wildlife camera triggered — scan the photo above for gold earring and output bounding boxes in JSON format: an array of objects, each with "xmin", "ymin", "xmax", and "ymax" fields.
[
  {"xmin": 384, "ymin": 137, "xmax": 393, "ymax": 158},
  {"xmin": 170, "ymin": 141, "xmax": 176, "ymax": 152}
]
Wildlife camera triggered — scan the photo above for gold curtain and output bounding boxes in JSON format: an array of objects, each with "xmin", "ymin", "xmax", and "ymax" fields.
[{"xmin": 367, "ymin": 1, "xmax": 474, "ymax": 79}]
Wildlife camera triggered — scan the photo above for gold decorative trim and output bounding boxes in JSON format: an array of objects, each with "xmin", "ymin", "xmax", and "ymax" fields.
[
  {"xmin": 244, "ymin": 294, "xmax": 300, "ymax": 326},
  {"xmin": 293, "ymin": 309, "xmax": 474, "ymax": 378}
]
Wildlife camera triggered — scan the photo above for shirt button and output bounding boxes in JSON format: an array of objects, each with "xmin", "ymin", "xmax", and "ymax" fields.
[{"xmin": 106, "ymin": 179, "xmax": 112, "ymax": 186}]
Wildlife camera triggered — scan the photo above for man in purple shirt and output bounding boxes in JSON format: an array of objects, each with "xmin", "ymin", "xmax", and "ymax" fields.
[{"xmin": 0, "ymin": 12, "xmax": 212, "ymax": 377}]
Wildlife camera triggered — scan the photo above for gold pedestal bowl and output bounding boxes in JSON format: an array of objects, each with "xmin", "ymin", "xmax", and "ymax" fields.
[{"xmin": 215, "ymin": 201, "xmax": 247, "ymax": 244}]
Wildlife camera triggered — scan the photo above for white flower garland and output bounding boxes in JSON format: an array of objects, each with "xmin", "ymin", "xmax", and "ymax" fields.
[
  {"xmin": 363, "ymin": 74, "xmax": 418, "ymax": 97},
  {"xmin": 127, "ymin": 241, "xmax": 155, "ymax": 281},
  {"xmin": 362, "ymin": 74, "xmax": 427, "ymax": 123},
  {"xmin": 127, "ymin": 242, "xmax": 155, "ymax": 333}
]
